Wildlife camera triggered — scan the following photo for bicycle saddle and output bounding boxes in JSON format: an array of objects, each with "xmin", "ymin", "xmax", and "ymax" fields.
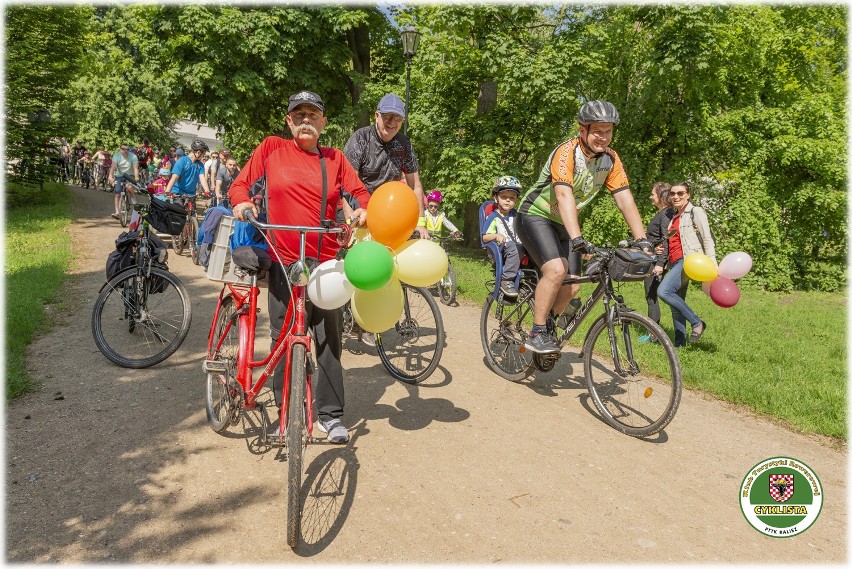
[{"xmin": 231, "ymin": 246, "xmax": 273, "ymax": 274}]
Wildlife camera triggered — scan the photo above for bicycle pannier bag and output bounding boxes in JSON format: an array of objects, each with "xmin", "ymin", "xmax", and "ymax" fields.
[
  {"xmin": 146, "ymin": 198, "xmax": 187, "ymax": 235},
  {"xmin": 608, "ymin": 247, "xmax": 655, "ymax": 281},
  {"xmin": 105, "ymin": 231, "xmax": 138, "ymax": 280}
]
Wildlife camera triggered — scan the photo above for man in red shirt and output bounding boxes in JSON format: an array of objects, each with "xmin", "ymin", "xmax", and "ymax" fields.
[{"xmin": 230, "ymin": 91, "xmax": 370, "ymax": 444}]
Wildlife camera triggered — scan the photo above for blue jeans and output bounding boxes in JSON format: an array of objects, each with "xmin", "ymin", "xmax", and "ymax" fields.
[
  {"xmin": 657, "ymin": 258, "xmax": 701, "ymax": 346},
  {"xmin": 500, "ymin": 241, "xmax": 525, "ymax": 281}
]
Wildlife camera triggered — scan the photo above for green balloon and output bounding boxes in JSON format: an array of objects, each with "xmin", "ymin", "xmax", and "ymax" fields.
[{"xmin": 343, "ymin": 241, "xmax": 394, "ymax": 291}]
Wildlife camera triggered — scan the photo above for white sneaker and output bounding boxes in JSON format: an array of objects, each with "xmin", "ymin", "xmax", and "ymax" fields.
[
  {"xmin": 360, "ymin": 331, "xmax": 376, "ymax": 347},
  {"xmin": 316, "ymin": 417, "xmax": 349, "ymax": 444}
]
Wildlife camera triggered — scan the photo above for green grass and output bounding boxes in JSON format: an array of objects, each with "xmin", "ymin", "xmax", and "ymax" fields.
[
  {"xmin": 447, "ymin": 241, "xmax": 847, "ymax": 441},
  {"xmin": 5, "ymin": 182, "xmax": 74, "ymax": 399}
]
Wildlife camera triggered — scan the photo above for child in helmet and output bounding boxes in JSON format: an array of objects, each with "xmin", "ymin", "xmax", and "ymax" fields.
[
  {"xmin": 423, "ymin": 190, "xmax": 461, "ymax": 238},
  {"xmin": 482, "ymin": 176, "xmax": 525, "ymax": 297},
  {"xmin": 149, "ymin": 167, "xmax": 172, "ymax": 201}
]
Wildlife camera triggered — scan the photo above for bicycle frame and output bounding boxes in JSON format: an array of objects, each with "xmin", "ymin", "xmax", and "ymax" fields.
[
  {"xmin": 208, "ymin": 277, "xmax": 312, "ymax": 416},
  {"xmin": 206, "ymin": 218, "xmax": 350, "ymax": 437},
  {"xmin": 506, "ymin": 251, "xmax": 642, "ymax": 376}
]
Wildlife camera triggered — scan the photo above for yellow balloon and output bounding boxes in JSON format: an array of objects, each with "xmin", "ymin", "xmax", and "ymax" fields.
[
  {"xmin": 351, "ymin": 277, "xmax": 404, "ymax": 333},
  {"xmin": 683, "ymin": 253, "xmax": 719, "ymax": 282},
  {"xmin": 394, "ymin": 238, "xmax": 449, "ymax": 287}
]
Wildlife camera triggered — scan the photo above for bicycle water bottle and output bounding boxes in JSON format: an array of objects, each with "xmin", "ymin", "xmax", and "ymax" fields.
[{"xmin": 556, "ymin": 298, "xmax": 582, "ymax": 329}]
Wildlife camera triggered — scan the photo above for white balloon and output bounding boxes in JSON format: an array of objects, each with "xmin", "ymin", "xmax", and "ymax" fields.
[
  {"xmin": 718, "ymin": 251, "xmax": 753, "ymax": 280},
  {"xmin": 307, "ymin": 259, "xmax": 354, "ymax": 310}
]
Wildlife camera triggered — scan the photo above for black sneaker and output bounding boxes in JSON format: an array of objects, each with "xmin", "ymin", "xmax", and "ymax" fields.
[
  {"xmin": 500, "ymin": 279, "xmax": 518, "ymax": 298},
  {"xmin": 524, "ymin": 331, "xmax": 559, "ymax": 354}
]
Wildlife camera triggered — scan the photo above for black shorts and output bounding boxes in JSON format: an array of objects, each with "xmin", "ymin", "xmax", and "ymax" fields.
[{"xmin": 516, "ymin": 212, "xmax": 581, "ymax": 276}]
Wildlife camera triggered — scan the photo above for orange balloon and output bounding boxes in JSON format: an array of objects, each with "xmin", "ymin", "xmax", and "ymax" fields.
[{"xmin": 366, "ymin": 181, "xmax": 420, "ymax": 250}]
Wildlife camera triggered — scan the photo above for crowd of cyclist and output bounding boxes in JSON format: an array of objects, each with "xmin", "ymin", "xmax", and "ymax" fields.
[
  {"xmin": 70, "ymin": 95, "xmax": 709, "ymax": 445},
  {"xmin": 56, "ymin": 138, "xmax": 241, "ymax": 215}
]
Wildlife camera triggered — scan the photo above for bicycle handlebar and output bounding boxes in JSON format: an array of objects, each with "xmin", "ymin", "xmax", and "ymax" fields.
[{"xmin": 243, "ymin": 211, "xmax": 347, "ymax": 235}]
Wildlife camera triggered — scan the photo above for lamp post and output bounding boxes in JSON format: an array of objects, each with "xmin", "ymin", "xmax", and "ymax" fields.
[{"xmin": 401, "ymin": 25, "xmax": 420, "ymax": 135}]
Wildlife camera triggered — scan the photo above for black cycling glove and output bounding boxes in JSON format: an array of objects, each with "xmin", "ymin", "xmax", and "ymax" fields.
[
  {"xmin": 632, "ymin": 238, "xmax": 653, "ymax": 254},
  {"xmin": 570, "ymin": 236, "xmax": 593, "ymax": 254}
]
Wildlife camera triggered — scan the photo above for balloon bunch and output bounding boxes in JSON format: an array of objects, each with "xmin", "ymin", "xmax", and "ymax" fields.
[
  {"xmin": 306, "ymin": 181, "xmax": 449, "ymax": 332},
  {"xmin": 683, "ymin": 251, "xmax": 753, "ymax": 308}
]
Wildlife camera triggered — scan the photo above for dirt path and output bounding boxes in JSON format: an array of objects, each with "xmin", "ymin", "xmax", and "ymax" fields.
[{"xmin": 5, "ymin": 185, "xmax": 847, "ymax": 563}]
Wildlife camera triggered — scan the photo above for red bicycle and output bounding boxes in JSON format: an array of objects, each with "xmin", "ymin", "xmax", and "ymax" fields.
[{"xmin": 203, "ymin": 213, "xmax": 351, "ymax": 548}]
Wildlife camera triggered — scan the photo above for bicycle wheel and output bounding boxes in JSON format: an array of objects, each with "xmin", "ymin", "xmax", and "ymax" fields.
[
  {"xmin": 172, "ymin": 226, "xmax": 185, "ymax": 255},
  {"xmin": 376, "ymin": 286, "xmax": 444, "ymax": 384},
  {"xmin": 188, "ymin": 217, "xmax": 200, "ymax": 264},
  {"xmin": 583, "ymin": 310, "xmax": 682, "ymax": 437},
  {"xmin": 438, "ymin": 263, "xmax": 457, "ymax": 306},
  {"xmin": 119, "ymin": 194, "xmax": 129, "ymax": 227},
  {"xmin": 91, "ymin": 266, "xmax": 192, "ymax": 368},
  {"xmin": 206, "ymin": 295, "xmax": 242, "ymax": 433},
  {"xmin": 287, "ymin": 343, "xmax": 307, "ymax": 548},
  {"xmin": 480, "ymin": 285, "xmax": 535, "ymax": 382}
]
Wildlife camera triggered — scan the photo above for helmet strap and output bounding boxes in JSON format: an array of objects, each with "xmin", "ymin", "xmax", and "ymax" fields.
[{"xmin": 578, "ymin": 125, "xmax": 605, "ymax": 158}]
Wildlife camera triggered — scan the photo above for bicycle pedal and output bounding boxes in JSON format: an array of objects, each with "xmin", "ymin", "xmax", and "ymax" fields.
[{"xmin": 202, "ymin": 359, "xmax": 228, "ymax": 373}]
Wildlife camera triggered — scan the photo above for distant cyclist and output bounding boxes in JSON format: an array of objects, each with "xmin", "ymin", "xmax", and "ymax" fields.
[
  {"xmin": 135, "ymin": 139, "xmax": 153, "ymax": 183},
  {"xmin": 516, "ymin": 100, "xmax": 651, "ymax": 354},
  {"xmin": 423, "ymin": 190, "xmax": 461, "ymax": 237},
  {"xmin": 164, "ymin": 139, "xmax": 211, "ymax": 205},
  {"xmin": 107, "ymin": 143, "xmax": 140, "ymax": 219}
]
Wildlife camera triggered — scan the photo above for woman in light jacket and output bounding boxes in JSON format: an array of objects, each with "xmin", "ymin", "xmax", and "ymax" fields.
[{"xmin": 657, "ymin": 182, "xmax": 715, "ymax": 346}]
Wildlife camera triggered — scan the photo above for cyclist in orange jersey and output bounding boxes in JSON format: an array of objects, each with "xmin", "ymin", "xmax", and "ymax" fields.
[{"xmin": 515, "ymin": 100, "xmax": 651, "ymax": 354}]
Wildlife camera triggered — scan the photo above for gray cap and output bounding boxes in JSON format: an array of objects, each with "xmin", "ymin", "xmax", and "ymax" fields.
[{"xmin": 376, "ymin": 93, "xmax": 405, "ymax": 118}]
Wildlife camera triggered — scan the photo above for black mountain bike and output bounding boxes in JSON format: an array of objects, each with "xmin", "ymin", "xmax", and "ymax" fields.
[
  {"xmin": 92, "ymin": 200, "xmax": 193, "ymax": 368},
  {"xmin": 171, "ymin": 195, "xmax": 200, "ymax": 262},
  {"xmin": 480, "ymin": 242, "xmax": 682, "ymax": 437}
]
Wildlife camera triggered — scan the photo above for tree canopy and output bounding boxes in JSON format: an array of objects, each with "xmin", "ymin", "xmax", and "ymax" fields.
[{"xmin": 5, "ymin": 3, "xmax": 846, "ymax": 291}]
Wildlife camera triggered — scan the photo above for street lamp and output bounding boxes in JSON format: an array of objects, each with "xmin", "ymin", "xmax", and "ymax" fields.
[{"xmin": 401, "ymin": 25, "xmax": 420, "ymax": 135}]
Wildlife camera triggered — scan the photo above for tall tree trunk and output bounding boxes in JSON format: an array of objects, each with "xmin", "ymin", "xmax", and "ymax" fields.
[{"xmin": 347, "ymin": 23, "xmax": 371, "ymax": 128}]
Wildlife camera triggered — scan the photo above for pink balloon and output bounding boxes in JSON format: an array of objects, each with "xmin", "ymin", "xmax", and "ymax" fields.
[
  {"xmin": 709, "ymin": 276, "xmax": 740, "ymax": 308},
  {"xmin": 718, "ymin": 251, "xmax": 753, "ymax": 280},
  {"xmin": 702, "ymin": 280, "xmax": 713, "ymax": 297}
]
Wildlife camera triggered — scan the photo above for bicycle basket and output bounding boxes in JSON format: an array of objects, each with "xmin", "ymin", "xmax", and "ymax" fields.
[
  {"xmin": 146, "ymin": 198, "xmax": 187, "ymax": 235},
  {"xmin": 608, "ymin": 247, "xmax": 654, "ymax": 281}
]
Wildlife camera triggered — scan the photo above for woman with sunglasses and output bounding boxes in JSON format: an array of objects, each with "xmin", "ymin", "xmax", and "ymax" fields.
[{"xmin": 657, "ymin": 181, "xmax": 716, "ymax": 346}]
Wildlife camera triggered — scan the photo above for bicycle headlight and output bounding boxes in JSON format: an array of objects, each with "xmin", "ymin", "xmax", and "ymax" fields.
[{"xmin": 288, "ymin": 260, "xmax": 310, "ymax": 287}]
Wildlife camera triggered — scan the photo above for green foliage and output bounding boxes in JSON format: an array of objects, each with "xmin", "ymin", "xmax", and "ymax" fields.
[
  {"xmin": 5, "ymin": 5, "xmax": 93, "ymax": 183},
  {"xmin": 5, "ymin": 184, "xmax": 73, "ymax": 399},
  {"xmin": 64, "ymin": 6, "xmax": 179, "ymax": 151},
  {"xmin": 149, "ymin": 4, "xmax": 384, "ymax": 159},
  {"xmin": 6, "ymin": 4, "xmax": 845, "ymax": 292}
]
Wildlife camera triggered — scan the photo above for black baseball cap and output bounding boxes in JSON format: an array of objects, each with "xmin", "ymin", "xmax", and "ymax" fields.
[{"xmin": 287, "ymin": 91, "xmax": 325, "ymax": 113}]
